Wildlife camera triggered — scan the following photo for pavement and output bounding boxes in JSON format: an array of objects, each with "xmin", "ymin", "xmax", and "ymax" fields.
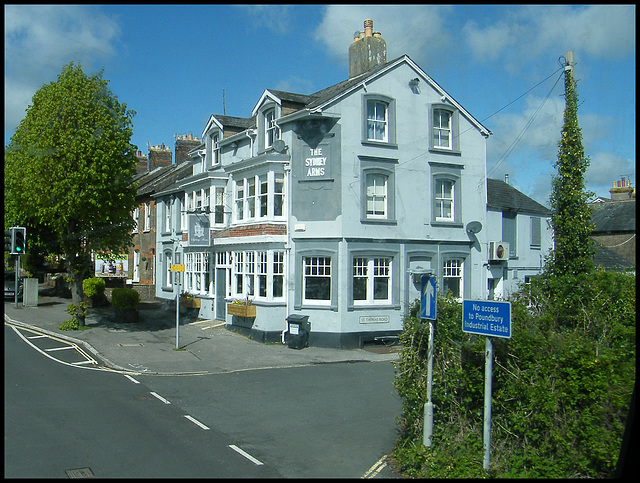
[{"xmin": 4, "ymin": 284, "xmax": 399, "ymax": 376}]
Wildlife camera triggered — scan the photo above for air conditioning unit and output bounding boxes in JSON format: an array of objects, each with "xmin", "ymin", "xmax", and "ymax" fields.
[{"xmin": 489, "ymin": 241, "xmax": 509, "ymax": 261}]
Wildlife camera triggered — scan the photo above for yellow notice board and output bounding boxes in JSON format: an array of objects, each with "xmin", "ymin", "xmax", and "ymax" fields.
[{"xmin": 170, "ymin": 264, "xmax": 185, "ymax": 272}]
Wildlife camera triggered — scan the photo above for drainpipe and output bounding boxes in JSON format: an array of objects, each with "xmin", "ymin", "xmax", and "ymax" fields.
[
  {"xmin": 245, "ymin": 129, "xmax": 255, "ymax": 155},
  {"xmin": 282, "ymin": 162, "xmax": 292, "ymax": 343}
]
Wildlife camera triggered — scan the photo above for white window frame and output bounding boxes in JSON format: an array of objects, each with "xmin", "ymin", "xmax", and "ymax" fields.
[
  {"xmin": 264, "ymin": 108, "xmax": 278, "ymax": 149},
  {"xmin": 366, "ymin": 173, "xmax": 388, "ymax": 219},
  {"xmin": 230, "ymin": 250, "xmax": 285, "ymax": 302},
  {"xmin": 302, "ymin": 256, "xmax": 332, "ymax": 306},
  {"xmin": 164, "ymin": 250, "xmax": 173, "ymax": 288},
  {"xmin": 366, "ymin": 100, "xmax": 388, "ymax": 142},
  {"xmin": 433, "ymin": 108, "xmax": 452, "ymax": 150},
  {"xmin": 442, "ymin": 258, "xmax": 463, "ymax": 301},
  {"xmin": 435, "ymin": 179, "xmax": 455, "ymax": 222},
  {"xmin": 144, "ymin": 202, "xmax": 151, "ymax": 232},
  {"xmin": 235, "ymin": 179, "xmax": 245, "ymax": 221},
  {"xmin": 164, "ymin": 199, "xmax": 172, "ymax": 233},
  {"xmin": 353, "ymin": 257, "xmax": 392, "ymax": 305},
  {"xmin": 214, "ymin": 187, "xmax": 225, "ymax": 225},
  {"xmin": 133, "ymin": 249, "xmax": 140, "ymax": 283},
  {"xmin": 132, "ymin": 207, "xmax": 139, "ymax": 233},
  {"xmin": 233, "ymin": 172, "xmax": 286, "ymax": 223}
]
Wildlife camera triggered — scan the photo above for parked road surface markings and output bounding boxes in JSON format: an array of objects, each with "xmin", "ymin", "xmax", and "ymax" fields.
[
  {"xmin": 362, "ymin": 455, "xmax": 387, "ymax": 478},
  {"xmin": 229, "ymin": 445, "xmax": 264, "ymax": 466}
]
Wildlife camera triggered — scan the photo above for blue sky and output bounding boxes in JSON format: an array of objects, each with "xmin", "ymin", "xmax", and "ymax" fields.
[{"xmin": 4, "ymin": 4, "xmax": 636, "ymax": 205}]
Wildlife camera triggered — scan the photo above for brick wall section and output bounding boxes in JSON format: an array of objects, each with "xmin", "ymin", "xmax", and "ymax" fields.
[{"xmin": 213, "ymin": 224, "xmax": 287, "ymax": 239}]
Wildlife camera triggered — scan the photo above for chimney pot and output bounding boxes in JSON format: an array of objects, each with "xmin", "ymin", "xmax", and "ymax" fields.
[{"xmin": 364, "ymin": 19, "xmax": 373, "ymax": 37}]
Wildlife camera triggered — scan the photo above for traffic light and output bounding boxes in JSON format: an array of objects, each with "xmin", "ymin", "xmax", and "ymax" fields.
[
  {"xmin": 10, "ymin": 227, "xmax": 26, "ymax": 255},
  {"xmin": 4, "ymin": 231, "xmax": 11, "ymax": 252}
]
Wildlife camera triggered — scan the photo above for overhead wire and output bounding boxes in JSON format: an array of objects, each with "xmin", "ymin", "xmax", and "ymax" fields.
[{"xmin": 485, "ymin": 68, "xmax": 565, "ymax": 180}]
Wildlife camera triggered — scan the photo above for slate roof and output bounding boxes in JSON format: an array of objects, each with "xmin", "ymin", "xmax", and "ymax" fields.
[
  {"xmin": 593, "ymin": 240, "xmax": 635, "ymax": 271},
  {"xmin": 589, "ymin": 199, "xmax": 635, "ymax": 233},
  {"xmin": 135, "ymin": 162, "xmax": 192, "ymax": 198},
  {"xmin": 487, "ymin": 178, "xmax": 551, "ymax": 215}
]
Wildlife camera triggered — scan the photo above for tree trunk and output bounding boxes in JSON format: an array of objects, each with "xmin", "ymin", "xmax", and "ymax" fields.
[
  {"xmin": 70, "ymin": 273, "xmax": 86, "ymax": 327},
  {"xmin": 65, "ymin": 246, "xmax": 89, "ymax": 327}
]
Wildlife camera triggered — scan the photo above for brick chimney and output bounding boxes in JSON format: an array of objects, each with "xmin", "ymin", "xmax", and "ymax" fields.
[
  {"xmin": 349, "ymin": 19, "xmax": 387, "ymax": 79},
  {"xmin": 148, "ymin": 143, "xmax": 172, "ymax": 169},
  {"xmin": 174, "ymin": 134, "xmax": 201, "ymax": 165}
]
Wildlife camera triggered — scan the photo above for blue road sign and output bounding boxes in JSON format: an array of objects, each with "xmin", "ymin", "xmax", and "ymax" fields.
[
  {"xmin": 462, "ymin": 300, "xmax": 511, "ymax": 338},
  {"xmin": 420, "ymin": 275, "xmax": 437, "ymax": 320}
]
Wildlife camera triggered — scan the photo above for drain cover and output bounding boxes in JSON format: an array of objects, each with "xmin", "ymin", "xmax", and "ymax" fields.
[{"xmin": 65, "ymin": 467, "xmax": 95, "ymax": 478}]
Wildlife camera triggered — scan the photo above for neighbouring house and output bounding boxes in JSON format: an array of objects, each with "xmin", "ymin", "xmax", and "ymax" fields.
[
  {"xmin": 589, "ymin": 178, "xmax": 635, "ymax": 272},
  {"xmin": 125, "ymin": 136, "xmax": 197, "ymax": 300},
  {"xmin": 486, "ymin": 176, "xmax": 553, "ymax": 298}
]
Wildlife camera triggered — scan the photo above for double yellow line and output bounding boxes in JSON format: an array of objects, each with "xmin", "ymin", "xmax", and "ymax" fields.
[{"xmin": 362, "ymin": 455, "xmax": 387, "ymax": 479}]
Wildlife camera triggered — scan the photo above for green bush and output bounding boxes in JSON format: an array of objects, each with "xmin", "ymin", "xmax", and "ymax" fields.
[
  {"xmin": 392, "ymin": 270, "xmax": 635, "ymax": 478},
  {"xmin": 82, "ymin": 277, "xmax": 106, "ymax": 298},
  {"xmin": 110, "ymin": 287, "xmax": 140, "ymax": 310}
]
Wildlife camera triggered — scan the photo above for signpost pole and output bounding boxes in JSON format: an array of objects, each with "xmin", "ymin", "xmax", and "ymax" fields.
[
  {"xmin": 423, "ymin": 320, "xmax": 435, "ymax": 447},
  {"xmin": 420, "ymin": 274, "xmax": 437, "ymax": 447},
  {"xmin": 175, "ymin": 270, "xmax": 180, "ymax": 350},
  {"xmin": 483, "ymin": 336, "xmax": 493, "ymax": 473}
]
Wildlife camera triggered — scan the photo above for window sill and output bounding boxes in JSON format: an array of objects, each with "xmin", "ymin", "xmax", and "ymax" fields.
[
  {"xmin": 429, "ymin": 147, "xmax": 461, "ymax": 156},
  {"xmin": 361, "ymin": 218, "xmax": 397, "ymax": 225},
  {"xmin": 361, "ymin": 140, "xmax": 398, "ymax": 149},
  {"xmin": 430, "ymin": 221, "xmax": 463, "ymax": 228}
]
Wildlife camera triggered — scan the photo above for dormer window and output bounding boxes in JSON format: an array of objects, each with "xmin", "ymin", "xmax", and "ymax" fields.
[
  {"xmin": 264, "ymin": 108, "xmax": 279, "ymax": 149},
  {"xmin": 212, "ymin": 132, "xmax": 220, "ymax": 166}
]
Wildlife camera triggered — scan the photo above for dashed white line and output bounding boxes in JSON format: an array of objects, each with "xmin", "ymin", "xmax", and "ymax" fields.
[
  {"xmin": 124, "ymin": 374, "xmax": 141, "ymax": 384},
  {"xmin": 228, "ymin": 445, "xmax": 264, "ymax": 466},
  {"xmin": 27, "ymin": 334, "xmax": 48, "ymax": 339},
  {"xmin": 150, "ymin": 392, "xmax": 171, "ymax": 404},
  {"xmin": 184, "ymin": 415, "xmax": 210, "ymax": 430}
]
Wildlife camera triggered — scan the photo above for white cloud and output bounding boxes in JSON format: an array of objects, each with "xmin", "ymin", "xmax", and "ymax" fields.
[
  {"xmin": 314, "ymin": 5, "xmax": 453, "ymax": 66},
  {"xmin": 4, "ymin": 5, "xmax": 120, "ymax": 136},
  {"xmin": 463, "ymin": 5, "xmax": 635, "ymax": 69}
]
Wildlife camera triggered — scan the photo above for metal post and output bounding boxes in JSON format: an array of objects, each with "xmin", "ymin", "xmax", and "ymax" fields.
[
  {"xmin": 15, "ymin": 256, "xmax": 20, "ymax": 308},
  {"xmin": 423, "ymin": 320, "xmax": 435, "ymax": 446},
  {"xmin": 483, "ymin": 337, "xmax": 493, "ymax": 473},
  {"xmin": 175, "ymin": 270, "xmax": 180, "ymax": 350}
]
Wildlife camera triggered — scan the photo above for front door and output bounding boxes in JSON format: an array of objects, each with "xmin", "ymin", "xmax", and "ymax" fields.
[{"xmin": 216, "ymin": 268, "xmax": 226, "ymax": 320}]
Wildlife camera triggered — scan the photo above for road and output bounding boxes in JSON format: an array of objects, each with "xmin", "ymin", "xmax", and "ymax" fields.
[{"xmin": 4, "ymin": 323, "xmax": 401, "ymax": 478}]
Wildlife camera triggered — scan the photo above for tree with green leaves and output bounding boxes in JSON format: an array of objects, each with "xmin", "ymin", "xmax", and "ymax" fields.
[
  {"xmin": 546, "ymin": 56, "xmax": 594, "ymax": 279},
  {"xmin": 5, "ymin": 62, "xmax": 138, "ymax": 326}
]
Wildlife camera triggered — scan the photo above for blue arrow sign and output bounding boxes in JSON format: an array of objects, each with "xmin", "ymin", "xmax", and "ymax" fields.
[
  {"xmin": 420, "ymin": 275, "xmax": 437, "ymax": 320},
  {"xmin": 462, "ymin": 300, "xmax": 511, "ymax": 338}
]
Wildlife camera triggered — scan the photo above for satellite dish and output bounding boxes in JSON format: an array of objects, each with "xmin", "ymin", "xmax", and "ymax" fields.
[
  {"xmin": 272, "ymin": 139, "xmax": 287, "ymax": 153},
  {"xmin": 466, "ymin": 221, "xmax": 483, "ymax": 234}
]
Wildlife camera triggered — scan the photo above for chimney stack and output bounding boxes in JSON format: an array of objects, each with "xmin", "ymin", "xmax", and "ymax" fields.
[
  {"xmin": 609, "ymin": 177, "xmax": 635, "ymax": 200},
  {"xmin": 349, "ymin": 19, "xmax": 387, "ymax": 79}
]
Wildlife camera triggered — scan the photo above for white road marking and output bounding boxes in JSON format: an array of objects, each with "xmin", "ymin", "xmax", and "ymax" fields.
[
  {"xmin": 124, "ymin": 374, "xmax": 140, "ymax": 384},
  {"xmin": 184, "ymin": 415, "xmax": 210, "ymax": 430},
  {"xmin": 228, "ymin": 445, "xmax": 264, "ymax": 466},
  {"xmin": 27, "ymin": 334, "xmax": 48, "ymax": 339},
  {"xmin": 150, "ymin": 392, "xmax": 171, "ymax": 404},
  {"xmin": 362, "ymin": 455, "xmax": 387, "ymax": 478},
  {"xmin": 44, "ymin": 345, "xmax": 75, "ymax": 352}
]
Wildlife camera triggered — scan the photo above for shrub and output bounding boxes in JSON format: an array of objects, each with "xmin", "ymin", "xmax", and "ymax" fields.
[
  {"xmin": 82, "ymin": 277, "xmax": 105, "ymax": 298},
  {"xmin": 391, "ymin": 270, "xmax": 635, "ymax": 478},
  {"xmin": 110, "ymin": 287, "xmax": 140, "ymax": 310}
]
